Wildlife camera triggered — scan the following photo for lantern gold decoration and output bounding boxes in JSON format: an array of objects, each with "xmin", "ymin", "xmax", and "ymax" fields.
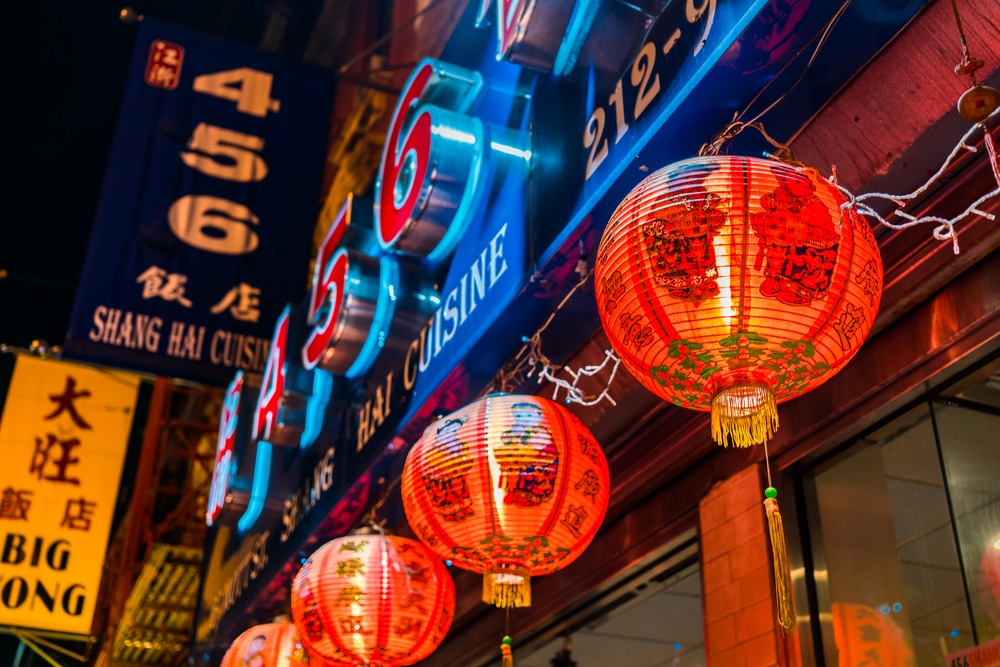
[
  {"xmin": 401, "ymin": 393, "xmax": 610, "ymax": 609},
  {"xmin": 290, "ymin": 533, "xmax": 454, "ymax": 666},
  {"xmin": 221, "ymin": 622, "xmax": 310, "ymax": 667}
]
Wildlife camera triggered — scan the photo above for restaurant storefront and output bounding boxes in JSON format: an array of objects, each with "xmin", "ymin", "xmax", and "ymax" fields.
[{"xmin": 192, "ymin": 0, "xmax": 1000, "ymax": 665}]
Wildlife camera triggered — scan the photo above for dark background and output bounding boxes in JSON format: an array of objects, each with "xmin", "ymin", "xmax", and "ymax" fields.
[
  {"xmin": 0, "ymin": 0, "xmax": 331, "ymax": 408},
  {"xmin": 0, "ymin": 1, "xmax": 318, "ymax": 658}
]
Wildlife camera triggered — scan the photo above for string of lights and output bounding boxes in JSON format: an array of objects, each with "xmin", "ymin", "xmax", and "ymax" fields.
[
  {"xmin": 491, "ymin": 265, "xmax": 623, "ymax": 408},
  {"xmin": 831, "ymin": 106, "xmax": 1000, "ymax": 254}
]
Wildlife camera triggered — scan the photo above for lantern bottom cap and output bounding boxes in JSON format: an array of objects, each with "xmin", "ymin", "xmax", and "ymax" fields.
[
  {"xmin": 711, "ymin": 382, "xmax": 778, "ymax": 448},
  {"xmin": 484, "ymin": 565, "xmax": 531, "ymax": 608}
]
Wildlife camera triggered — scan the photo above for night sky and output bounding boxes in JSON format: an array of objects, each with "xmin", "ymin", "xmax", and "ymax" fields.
[
  {"xmin": 0, "ymin": 0, "xmax": 248, "ymax": 405},
  {"xmin": 1, "ymin": 1, "xmax": 220, "ymax": 657}
]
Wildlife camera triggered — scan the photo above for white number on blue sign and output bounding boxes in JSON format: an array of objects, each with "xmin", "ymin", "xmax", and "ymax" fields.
[
  {"xmin": 192, "ymin": 68, "xmax": 281, "ymax": 117},
  {"xmin": 171, "ymin": 68, "xmax": 279, "ymax": 256},
  {"xmin": 583, "ymin": 0, "xmax": 716, "ymax": 180}
]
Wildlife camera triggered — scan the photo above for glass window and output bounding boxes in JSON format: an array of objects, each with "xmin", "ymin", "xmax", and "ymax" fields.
[
  {"xmin": 519, "ymin": 538, "xmax": 705, "ymax": 666},
  {"xmin": 804, "ymin": 365, "xmax": 1000, "ymax": 666}
]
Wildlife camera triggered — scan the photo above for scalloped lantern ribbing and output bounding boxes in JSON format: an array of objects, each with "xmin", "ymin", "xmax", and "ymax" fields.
[
  {"xmin": 290, "ymin": 534, "xmax": 454, "ymax": 666},
  {"xmin": 594, "ymin": 155, "xmax": 883, "ymax": 447},
  {"xmin": 221, "ymin": 622, "xmax": 310, "ymax": 667},
  {"xmin": 401, "ymin": 394, "xmax": 610, "ymax": 608}
]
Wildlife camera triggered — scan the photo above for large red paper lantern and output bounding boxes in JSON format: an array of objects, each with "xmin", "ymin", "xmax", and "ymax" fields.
[
  {"xmin": 290, "ymin": 534, "xmax": 454, "ymax": 666},
  {"xmin": 221, "ymin": 622, "xmax": 310, "ymax": 667},
  {"xmin": 401, "ymin": 393, "xmax": 610, "ymax": 608},
  {"xmin": 595, "ymin": 156, "xmax": 882, "ymax": 447}
]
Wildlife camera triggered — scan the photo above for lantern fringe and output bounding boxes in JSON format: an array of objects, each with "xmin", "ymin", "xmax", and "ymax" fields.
[
  {"xmin": 484, "ymin": 568, "xmax": 531, "ymax": 608},
  {"xmin": 765, "ymin": 494, "xmax": 796, "ymax": 633},
  {"xmin": 501, "ymin": 636, "xmax": 513, "ymax": 667},
  {"xmin": 710, "ymin": 385, "xmax": 778, "ymax": 448}
]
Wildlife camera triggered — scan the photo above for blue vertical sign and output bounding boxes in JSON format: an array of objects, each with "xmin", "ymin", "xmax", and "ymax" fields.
[{"xmin": 63, "ymin": 19, "xmax": 333, "ymax": 386}]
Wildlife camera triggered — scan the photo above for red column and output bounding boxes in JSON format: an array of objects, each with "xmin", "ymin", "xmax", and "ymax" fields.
[{"xmin": 699, "ymin": 465, "xmax": 785, "ymax": 667}]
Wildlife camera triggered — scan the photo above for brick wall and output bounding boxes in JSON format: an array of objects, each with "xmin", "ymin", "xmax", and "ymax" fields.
[{"xmin": 700, "ymin": 464, "xmax": 785, "ymax": 667}]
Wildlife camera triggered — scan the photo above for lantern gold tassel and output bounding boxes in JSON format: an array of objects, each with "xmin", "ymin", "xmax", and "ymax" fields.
[
  {"xmin": 764, "ymin": 487, "xmax": 796, "ymax": 632},
  {"xmin": 484, "ymin": 566, "xmax": 531, "ymax": 608},
  {"xmin": 711, "ymin": 383, "xmax": 778, "ymax": 448},
  {"xmin": 501, "ymin": 636, "xmax": 513, "ymax": 667}
]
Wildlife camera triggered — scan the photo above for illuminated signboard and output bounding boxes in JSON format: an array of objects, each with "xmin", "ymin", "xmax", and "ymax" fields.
[
  {"xmin": 374, "ymin": 58, "xmax": 529, "ymax": 259},
  {"xmin": 64, "ymin": 19, "xmax": 332, "ymax": 385},
  {"xmin": 479, "ymin": 0, "xmax": 672, "ymax": 93},
  {"xmin": 206, "ymin": 372, "xmax": 243, "ymax": 526},
  {"xmin": 0, "ymin": 357, "xmax": 139, "ymax": 635}
]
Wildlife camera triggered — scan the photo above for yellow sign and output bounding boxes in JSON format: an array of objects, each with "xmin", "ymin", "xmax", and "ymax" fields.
[{"xmin": 0, "ymin": 356, "xmax": 139, "ymax": 635}]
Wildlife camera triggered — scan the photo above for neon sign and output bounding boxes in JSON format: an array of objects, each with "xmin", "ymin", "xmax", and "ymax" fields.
[
  {"xmin": 302, "ymin": 198, "xmax": 398, "ymax": 378},
  {"xmin": 477, "ymin": 0, "xmax": 674, "ymax": 94},
  {"xmin": 206, "ymin": 371, "xmax": 243, "ymax": 526},
  {"xmin": 252, "ymin": 306, "xmax": 314, "ymax": 447},
  {"xmin": 374, "ymin": 58, "xmax": 528, "ymax": 259}
]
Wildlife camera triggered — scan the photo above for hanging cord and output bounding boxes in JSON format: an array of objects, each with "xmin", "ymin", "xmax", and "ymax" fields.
[
  {"xmin": 762, "ymin": 438, "xmax": 795, "ymax": 633},
  {"xmin": 699, "ymin": 0, "xmax": 853, "ymax": 157},
  {"xmin": 949, "ymin": 0, "xmax": 983, "ymax": 83},
  {"xmin": 500, "ymin": 606, "xmax": 514, "ymax": 667},
  {"xmin": 739, "ymin": 0, "xmax": 853, "ymax": 127}
]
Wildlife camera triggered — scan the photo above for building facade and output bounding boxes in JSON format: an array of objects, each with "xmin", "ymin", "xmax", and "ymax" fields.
[{"xmin": 193, "ymin": 1, "xmax": 1000, "ymax": 665}]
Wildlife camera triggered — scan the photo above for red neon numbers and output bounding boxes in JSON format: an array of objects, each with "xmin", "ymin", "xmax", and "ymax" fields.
[
  {"xmin": 253, "ymin": 308, "xmax": 290, "ymax": 442},
  {"xmin": 374, "ymin": 59, "xmax": 485, "ymax": 258},
  {"xmin": 207, "ymin": 371, "xmax": 243, "ymax": 525},
  {"xmin": 301, "ymin": 249, "xmax": 349, "ymax": 371}
]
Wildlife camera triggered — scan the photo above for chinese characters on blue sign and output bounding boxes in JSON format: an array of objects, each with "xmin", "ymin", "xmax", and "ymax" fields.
[{"xmin": 63, "ymin": 20, "xmax": 333, "ymax": 385}]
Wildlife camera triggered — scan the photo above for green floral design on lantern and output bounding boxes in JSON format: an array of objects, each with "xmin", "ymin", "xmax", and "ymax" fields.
[
  {"xmin": 451, "ymin": 534, "xmax": 571, "ymax": 573},
  {"xmin": 650, "ymin": 339, "xmax": 721, "ymax": 406},
  {"xmin": 649, "ymin": 333, "xmax": 834, "ymax": 408},
  {"xmin": 764, "ymin": 340, "xmax": 832, "ymax": 396},
  {"xmin": 718, "ymin": 332, "xmax": 770, "ymax": 368}
]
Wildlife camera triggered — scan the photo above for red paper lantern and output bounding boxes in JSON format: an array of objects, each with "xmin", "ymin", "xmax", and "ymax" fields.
[
  {"xmin": 290, "ymin": 534, "xmax": 454, "ymax": 666},
  {"xmin": 595, "ymin": 156, "xmax": 882, "ymax": 447},
  {"xmin": 221, "ymin": 622, "xmax": 309, "ymax": 667},
  {"xmin": 401, "ymin": 393, "xmax": 610, "ymax": 608}
]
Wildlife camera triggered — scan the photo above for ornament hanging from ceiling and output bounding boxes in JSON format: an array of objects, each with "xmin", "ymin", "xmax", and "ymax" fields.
[
  {"xmin": 594, "ymin": 155, "xmax": 883, "ymax": 449},
  {"xmin": 221, "ymin": 622, "xmax": 310, "ymax": 667},
  {"xmin": 594, "ymin": 154, "xmax": 884, "ymax": 632},
  {"xmin": 290, "ymin": 533, "xmax": 454, "ymax": 666},
  {"xmin": 402, "ymin": 393, "xmax": 610, "ymax": 610}
]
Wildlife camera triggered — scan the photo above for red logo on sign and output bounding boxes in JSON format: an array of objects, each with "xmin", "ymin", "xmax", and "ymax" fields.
[{"xmin": 145, "ymin": 40, "xmax": 184, "ymax": 89}]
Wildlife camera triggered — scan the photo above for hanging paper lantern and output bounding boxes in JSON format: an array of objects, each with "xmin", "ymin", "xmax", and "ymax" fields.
[
  {"xmin": 594, "ymin": 155, "xmax": 882, "ymax": 447},
  {"xmin": 290, "ymin": 534, "xmax": 454, "ymax": 666},
  {"xmin": 221, "ymin": 622, "xmax": 310, "ymax": 667},
  {"xmin": 401, "ymin": 393, "xmax": 610, "ymax": 608}
]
